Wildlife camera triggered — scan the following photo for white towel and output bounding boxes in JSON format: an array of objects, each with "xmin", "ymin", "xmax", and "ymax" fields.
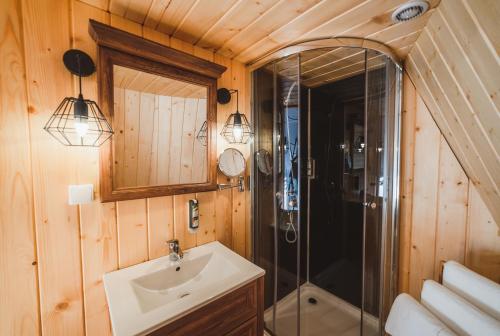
[
  {"xmin": 385, "ymin": 293, "xmax": 456, "ymax": 336},
  {"xmin": 421, "ymin": 280, "xmax": 500, "ymax": 335},
  {"xmin": 443, "ymin": 261, "xmax": 500, "ymax": 320}
]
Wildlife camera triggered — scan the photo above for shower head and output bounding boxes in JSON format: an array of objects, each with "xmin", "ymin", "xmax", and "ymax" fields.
[{"xmin": 391, "ymin": 1, "xmax": 429, "ymax": 23}]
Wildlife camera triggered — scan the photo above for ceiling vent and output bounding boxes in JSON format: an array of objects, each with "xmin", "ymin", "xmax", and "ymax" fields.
[{"xmin": 392, "ymin": 1, "xmax": 429, "ymax": 23}]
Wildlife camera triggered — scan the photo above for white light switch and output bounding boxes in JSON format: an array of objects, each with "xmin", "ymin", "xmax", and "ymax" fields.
[{"xmin": 68, "ymin": 184, "xmax": 94, "ymax": 205}]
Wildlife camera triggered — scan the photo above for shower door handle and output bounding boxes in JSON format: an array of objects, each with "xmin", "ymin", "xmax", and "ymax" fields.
[{"xmin": 363, "ymin": 202, "xmax": 377, "ymax": 209}]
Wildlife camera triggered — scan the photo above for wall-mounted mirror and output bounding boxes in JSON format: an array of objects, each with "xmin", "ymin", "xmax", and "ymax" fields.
[
  {"xmin": 90, "ymin": 20, "xmax": 226, "ymax": 202},
  {"xmin": 217, "ymin": 148, "xmax": 246, "ymax": 192},
  {"xmin": 113, "ymin": 65, "xmax": 208, "ymax": 189}
]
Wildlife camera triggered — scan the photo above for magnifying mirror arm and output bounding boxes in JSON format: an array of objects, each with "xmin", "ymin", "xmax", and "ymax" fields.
[{"xmin": 218, "ymin": 176, "xmax": 245, "ymax": 192}]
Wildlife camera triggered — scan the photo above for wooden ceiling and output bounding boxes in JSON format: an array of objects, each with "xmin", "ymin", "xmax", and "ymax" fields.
[
  {"xmin": 405, "ymin": 0, "xmax": 500, "ymax": 225},
  {"xmin": 81, "ymin": 0, "xmax": 440, "ymax": 64},
  {"xmin": 275, "ymin": 47, "xmax": 388, "ymax": 87}
]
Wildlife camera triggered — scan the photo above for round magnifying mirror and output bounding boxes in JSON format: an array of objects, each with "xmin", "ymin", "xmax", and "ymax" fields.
[{"xmin": 218, "ymin": 148, "xmax": 246, "ymax": 177}]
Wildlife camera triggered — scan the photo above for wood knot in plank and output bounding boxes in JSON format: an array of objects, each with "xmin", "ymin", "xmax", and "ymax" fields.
[{"xmin": 55, "ymin": 301, "xmax": 69, "ymax": 311}]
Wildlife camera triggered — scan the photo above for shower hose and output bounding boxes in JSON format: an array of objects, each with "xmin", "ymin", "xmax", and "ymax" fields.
[{"xmin": 285, "ymin": 211, "xmax": 297, "ymax": 244}]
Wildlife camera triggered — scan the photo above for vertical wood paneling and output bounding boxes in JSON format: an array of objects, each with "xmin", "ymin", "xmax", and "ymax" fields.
[
  {"xmin": 179, "ymin": 98, "xmax": 198, "ymax": 183},
  {"xmin": 173, "ymin": 193, "xmax": 197, "ymax": 249},
  {"xmin": 466, "ymin": 185, "xmax": 500, "ymax": 282},
  {"xmin": 216, "ymin": 186, "xmax": 233, "ymax": 248},
  {"xmin": 157, "ymin": 96, "xmax": 172, "ymax": 184},
  {"xmin": 136, "ymin": 92, "xmax": 155, "ymax": 186},
  {"xmin": 114, "ymin": 91, "xmax": 208, "ymax": 187},
  {"xmin": 214, "ymin": 53, "xmax": 234, "ymax": 249},
  {"xmin": 191, "ymin": 99, "xmax": 208, "ymax": 182},
  {"xmin": 196, "ymin": 192, "xmax": 217, "ymax": 245},
  {"xmin": 230, "ymin": 60, "xmax": 249, "ymax": 257},
  {"xmin": 21, "ymin": 0, "xmax": 85, "ymax": 334},
  {"xmin": 71, "ymin": 3, "xmax": 113, "ymax": 335},
  {"xmin": 433, "ymin": 137, "xmax": 469, "ymax": 279},
  {"xmin": 123, "ymin": 89, "xmax": 140, "ymax": 187},
  {"xmin": 79, "ymin": 202, "xmax": 117, "ymax": 336},
  {"xmin": 408, "ymin": 94, "xmax": 441, "ymax": 298},
  {"xmin": 113, "ymin": 87, "xmax": 125, "ymax": 188},
  {"xmin": 400, "ymin": 74, "xmax": 500, "ymax": 299},
  {"xmin": 147, "ymin": 196, "xmax": 174, "ymax": 259},
  {"xmin": 149, "ymin": 96, "xmax": 160, "ymax": 185},
  {"xmin": 397, "ymin": 73, "xmax": 417, "ymax": 293},
  {"xmin": 168, "ymin": 97, "xmax": 185, "ymax": 184},
  {"xmin": 116, "ymin": 199, "xmax": 148, "ymax": 268},
  {"xmin": 0, "ymin": 0, "xmax": 40, "ymax": 334}
]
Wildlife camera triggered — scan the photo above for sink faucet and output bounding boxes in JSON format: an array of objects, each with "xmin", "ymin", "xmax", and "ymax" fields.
[{"xmin": 166, "ymin": 239, "xmax": 183, "ymax": 261}]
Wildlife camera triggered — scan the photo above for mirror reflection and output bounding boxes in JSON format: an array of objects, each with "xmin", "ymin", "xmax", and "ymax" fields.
[{"xmin": 112, "ymin": 65, "xmax": 208, "ymax": 189}]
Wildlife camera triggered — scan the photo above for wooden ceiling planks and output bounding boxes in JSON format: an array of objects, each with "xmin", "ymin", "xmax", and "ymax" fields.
[
  {"xmin": 79, "ymin": 0, "xmax": 439, "ymax": 85},
  {"xmin": 406, "ymin": 0, "xmax": 500, "ymax": 226},
  {"xmin": 171, "ymin": 0, "xmax": 241, "ymax": 45}
]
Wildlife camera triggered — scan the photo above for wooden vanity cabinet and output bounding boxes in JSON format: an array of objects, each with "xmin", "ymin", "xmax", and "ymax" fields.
[{"xmin": 148, "ymin": 276, "xmax": 264, "ymax": 336}]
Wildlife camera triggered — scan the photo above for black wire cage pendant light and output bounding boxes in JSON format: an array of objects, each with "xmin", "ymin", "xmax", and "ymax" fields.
[
  {"xmin": 218, "ymin": 88, "xmax": 253, "ymax": 144},
  {"xmin": 44, "ymin": 49, "xmax": 113, "ymax": 147}
]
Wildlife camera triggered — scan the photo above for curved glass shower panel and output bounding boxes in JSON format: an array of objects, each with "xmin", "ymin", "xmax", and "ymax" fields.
[
  {"xmin": 361, "ymin": 49, "xmax": 401, "ymax": 335},
  {"xmin": 252, "ymin": 42, "xmax": 401, "ymax": 336},
  {"xmin": 253, "ymin": 61, "xmax": 276, "ymax": 316},
  {"xmin": 274, "ymin": 53, "xmax": 302, "ymax": 336},
  {"xmin": 303, "ymin": 47, "xmax": 367, "ymax": 336},
  {"xmin": 254, "ymin": 53, "xmax": 303, "ymax": 336}
]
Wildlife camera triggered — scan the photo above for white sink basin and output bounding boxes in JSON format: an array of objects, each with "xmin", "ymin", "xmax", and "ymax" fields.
[{"xmin": 103, "ymin": 241, "xmax": 264, "ymax": 336}]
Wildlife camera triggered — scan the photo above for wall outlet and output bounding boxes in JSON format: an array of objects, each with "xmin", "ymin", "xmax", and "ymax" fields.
[{"xmin": 68, "ymin": 184, "xmax": 94, "ymax": 205}]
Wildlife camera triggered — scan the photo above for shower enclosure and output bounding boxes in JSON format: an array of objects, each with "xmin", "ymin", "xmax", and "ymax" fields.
[{"xmin": 252, "ymin": 41, "xmax": 401, "ymax": 336}]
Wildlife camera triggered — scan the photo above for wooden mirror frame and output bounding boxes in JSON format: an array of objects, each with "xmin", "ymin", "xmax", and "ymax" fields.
[{"xmin": 89, "ymin": 20, "xmax": 226, "ymax": 202}]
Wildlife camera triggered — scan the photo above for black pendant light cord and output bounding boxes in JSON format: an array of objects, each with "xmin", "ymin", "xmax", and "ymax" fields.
[
  {"xmin": 76, "ymin": 53, "xmax": 83, "ymax": 97},
  {"xmin": 235, "ymin": 89, "xmax": 239, "ymax": 113}
]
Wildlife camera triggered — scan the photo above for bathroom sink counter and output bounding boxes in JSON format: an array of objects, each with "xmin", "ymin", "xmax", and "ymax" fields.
[{"xmin": 104, "ymin": 241, "xmax": 264, "ymax": 336}]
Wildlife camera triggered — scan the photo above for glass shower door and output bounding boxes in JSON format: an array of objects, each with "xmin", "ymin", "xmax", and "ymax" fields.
[
  {"xmin": 271, "ymin": 53, "xmax": 302, "ymax": 336},
  {"xmin": 362, "ymin": 50, "xmax": 400, "ymax": 335}
]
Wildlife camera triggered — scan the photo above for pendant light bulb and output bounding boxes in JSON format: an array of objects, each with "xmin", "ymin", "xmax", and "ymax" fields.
[
  {"xmin": 75, "ymin": 116, "xmax": 89, "ymax": 137},
  {"xmin": 232, "ymin": 111, "xmax": 243, "ymax": 142},
  {"xmin": 74, "ymin": 96, "xmax": 89, "ymax": 137},
  {"xmin": 74, "ymin": 93, "xmax": 89, "ymax": 137},
  {"xmin": 232, "ymin": 124, "xmax": 243, "ymax": 142}
]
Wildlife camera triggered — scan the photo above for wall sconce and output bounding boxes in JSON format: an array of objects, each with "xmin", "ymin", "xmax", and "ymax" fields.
[
  {"xmin": 44, "ymin": 49, "xmax": 113, "ymax": 147},
  {"xmin": 218, "ymin": 88, "xmax": 253, "ymax": 144}
]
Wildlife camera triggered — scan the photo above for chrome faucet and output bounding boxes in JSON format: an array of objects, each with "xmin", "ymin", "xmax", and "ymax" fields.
[{"xmin": 166, "ymin": 239, "xmax": 183, "ymax": 261}]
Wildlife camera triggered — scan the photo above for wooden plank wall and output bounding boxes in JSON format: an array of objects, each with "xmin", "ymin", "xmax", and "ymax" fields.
[
  {"xmin": 399, "ymin": 73, "xmax": 500, "ymax": 299},
  {"xmin": 1, "ymin": 0, "xmax": 251, "ymax": 334},
  {"xmin": 113, "ymin": 87, "xmax": 207, "ymax": 188},
  {"xmin": 405, "ymin": 0, "xmax": 500, "ymax": 227},
  {"xmin": 0, "ymin": 0, "xmax": 40, "ymax": 335}
]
